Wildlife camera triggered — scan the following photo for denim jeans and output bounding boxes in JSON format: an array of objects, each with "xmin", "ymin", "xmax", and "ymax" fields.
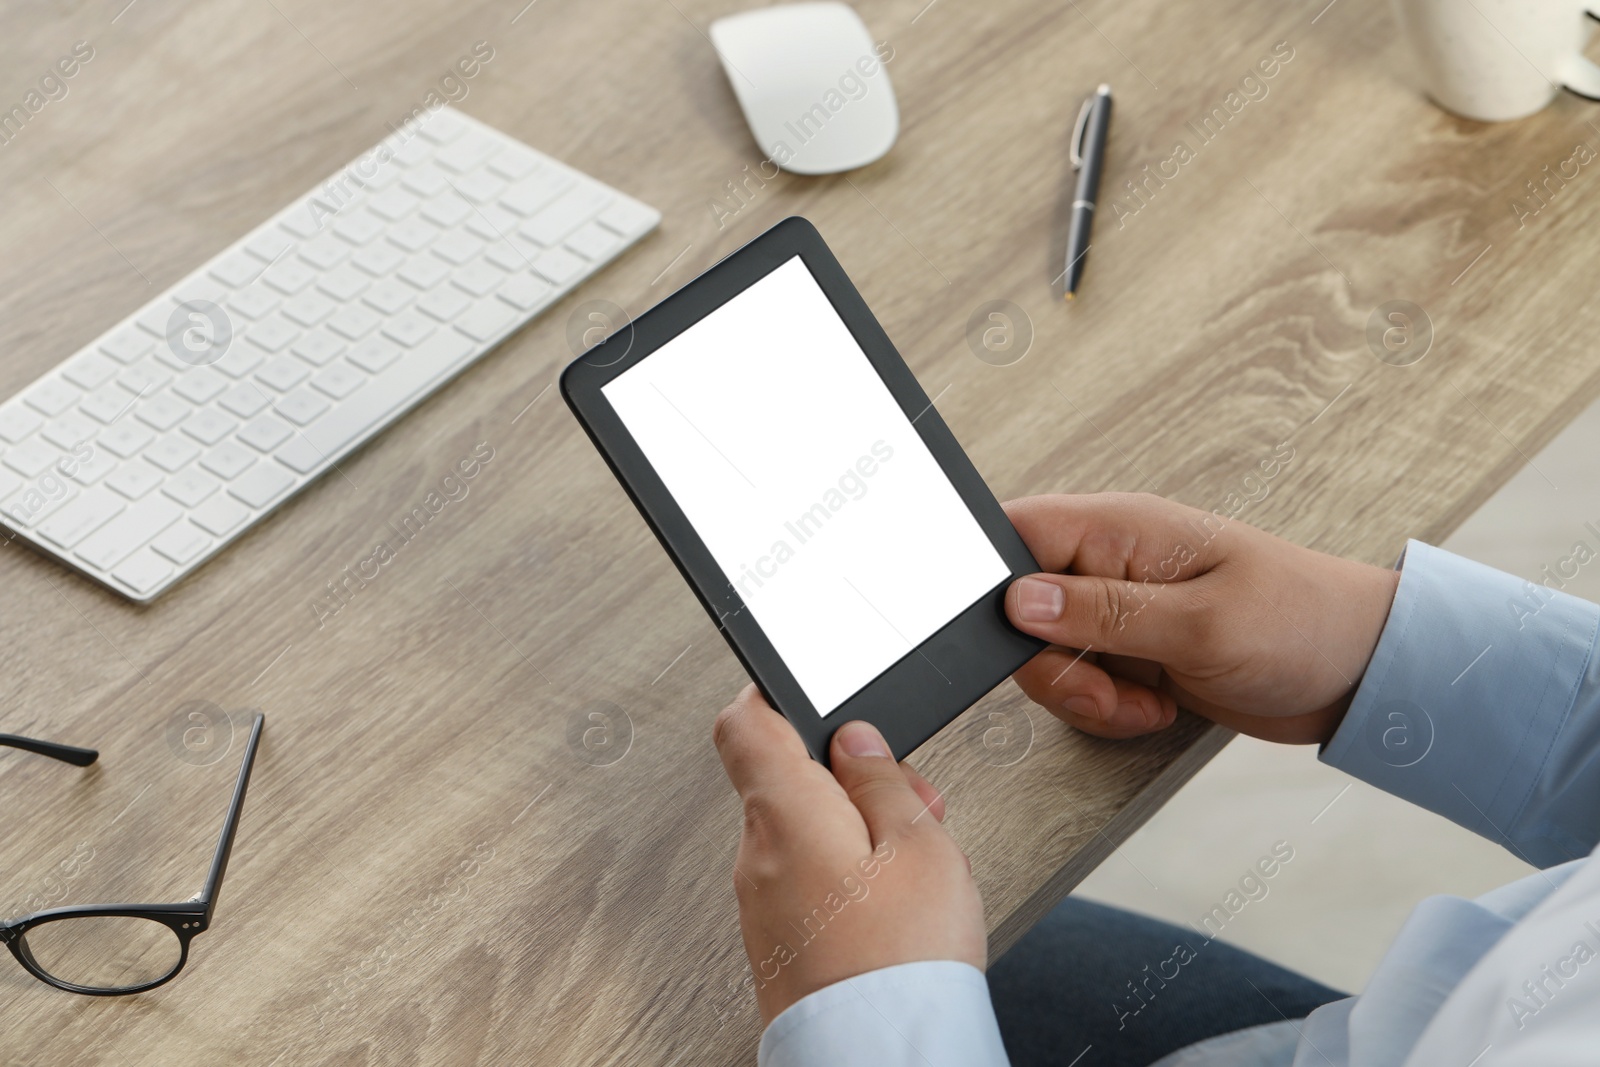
[{"xmin": 987, "ymin": 898, "xmax": 1346, "ymax": 1067}]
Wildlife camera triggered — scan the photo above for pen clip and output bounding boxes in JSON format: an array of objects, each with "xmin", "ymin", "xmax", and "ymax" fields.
[{"xmin": 1070, "ymin": 95, "xmax": 1093, "ymax": 170}]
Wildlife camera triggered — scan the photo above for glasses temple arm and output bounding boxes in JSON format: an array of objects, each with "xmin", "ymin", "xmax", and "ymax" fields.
[
  {"xmin": 0, "ymin": 734, "xmax": 98, "ymax": 767},
  {"xmin": 199, "ymin": 713, "xmax": 264, "ymax": 923}
]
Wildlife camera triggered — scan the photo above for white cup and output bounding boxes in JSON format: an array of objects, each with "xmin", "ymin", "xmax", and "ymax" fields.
[{"xmin": 1390, "ymin": 0, "xmax": 1600, "ymax": 121}]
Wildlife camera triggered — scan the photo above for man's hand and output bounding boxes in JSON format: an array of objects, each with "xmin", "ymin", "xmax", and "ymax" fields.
[
  {"xmin": 713, "ymin": 686, "xmax": 986, "ymax": 1024},
  {"xmin": 1002, "ymin": 493, "xmax": 1400, "ymax": 746}
]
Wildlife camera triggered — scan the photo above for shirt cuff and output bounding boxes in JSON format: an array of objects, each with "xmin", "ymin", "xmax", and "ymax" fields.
[
  {"xmin": 1321, "ymin": 540, "xmax": 1600, "ymax": 866},
  {"xmin": 758, "ymin": 961, "xmax": 1010, "ymax": 1067}
]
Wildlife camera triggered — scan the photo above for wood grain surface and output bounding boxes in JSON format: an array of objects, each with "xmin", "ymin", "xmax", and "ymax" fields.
[{"xmin": 2, "ymin": 0, "xmax": 1597, "ymax": 1062}]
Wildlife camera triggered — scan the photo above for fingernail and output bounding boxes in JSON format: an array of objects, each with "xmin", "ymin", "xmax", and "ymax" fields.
[
  {"xmin": 837, "ymin": 721, "xmax": 891, "ymax": 759},
  {"xmin": 1015, "ymin": 577, "xmax": 1065, "ymax": 623},
  {"xmin": 1062, "ymin": 696, "xmax": 1102, "ymax": 720}
]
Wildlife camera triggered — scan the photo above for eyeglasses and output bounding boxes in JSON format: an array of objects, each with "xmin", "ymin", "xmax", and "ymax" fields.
[{"xmin": 0, "ymin": 712, "xmax": 263, "ymax": 996}]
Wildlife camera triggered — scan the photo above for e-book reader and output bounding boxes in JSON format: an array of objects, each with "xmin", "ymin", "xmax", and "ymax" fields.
[{"xmin": 562, "ymin": 218, "xmax": 1044, "ymax": 764}]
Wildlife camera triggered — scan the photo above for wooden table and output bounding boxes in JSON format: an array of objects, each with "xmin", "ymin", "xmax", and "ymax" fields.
[{"xmin": 3, "ymin": 0, "xmax": 1596, "ymax": 1061}]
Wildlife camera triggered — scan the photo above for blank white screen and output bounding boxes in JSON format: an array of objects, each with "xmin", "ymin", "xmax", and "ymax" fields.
[{"xmin": 603, "ymin": 256, "xmax": 1010, "ymax": 715}]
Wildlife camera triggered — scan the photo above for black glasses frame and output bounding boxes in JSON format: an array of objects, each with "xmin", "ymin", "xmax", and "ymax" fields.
[{"xmin": 0, "ymin": 712, "xmax": 264, "ymax": 995}]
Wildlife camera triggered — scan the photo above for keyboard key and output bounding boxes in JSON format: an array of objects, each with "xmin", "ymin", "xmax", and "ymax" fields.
[
  {"xmin": 66, "ymin": 448, "xmax": 117, "ymax": 486},
  {"xmin": 436, "ymin": 133, "xmax": 500, "ymax": 174},
  {"xmin": 145, "ymin": 434, "xmax": 201, "ymax": 472},
  {"xmin": 278, "ymin": 204, "xmax": 325, "ymax": 239},
  {"xmin": 311, "ymin": 364, "xmax": 365, "ymax": 400},
  {"xmin": 333, "ymin": 210, "xmax": 386, "ymax": 246},
  {"xmin": 63, "ymin": 354, "xmax": 118, "ymax": 391},
  {"xmin": 388, "ymin": 218, "xmax": 439, "ymax": 253},
  {"xmin": 391, "ymin": 133, "xmax": 433, "ymax": 167},
  {"xmin": 172, "ymin": 368, "xmax": 228, "ymax": 405},
  {"xmin": 483, "ymin": 240, "xmax": 532, "ymax": 272},
  {"xmin": 368, "ymin": 187, "xmax": 420, "ymax": 221},
  {"xmin": 163, "ymin": 469, "xmax": 219, "ymax": 507},
  {"xmin": 523, "ymin": 187, "xmax": 609, "ymax": 247},
  {"xmin": 245, "ymin": 229, "xmax": 295, "ymax": 263},
  {"xmin": 383, "ymin": 313, "xmax": 438, "ymax": 346},
  {"xmin": 213, "ymin": 344, "xmax": 266, "ymax": 380},
  {"xmin": 190, "ymin": 495, "xmax": 249, "ymax": 537},
  {"xmin": 0, "ymin": 406, "xmax": 43, "ymax": 443},
  {"xmin": 228, "ymin": 462, "xmax": 296, "ymax": 509},
  {"xmin": 25, "ymin": 380, "xmax": 82, "ymax": 417},
  {"xmin": 275, "ymin": 389, "xmax": 330, "ymax": 426},
  {"xmin": 363, "ymin": 279, "xmax": 415, "ymax": 315},
  {"xmin": 229, "ymin": 286, "xmax": 281, "ymax": 320},
  {"xmin": 100, "ymin": 329, "xmax": 154, "ymax": 364},
  {"xmin": 41, "ymin": 414, "xmax": 96, "ymax": 450},
  {"xmin": 117, "ymin": 362, "xmax": 171, "ymax": 398},
  {"xmin": 300, "ymin": 329, "xmax": 473, "ymax": 457},
  {"xmin": 112, "ymin": 550, "xmax": 174, "ymax": 595},
  {"xmin": 421, "ymin": 194, "xmax": 472, "ymax": 229},
  {"xmin": 76, "ymin": 496, "xmax": 182, "ymax": 569},
  {"xmin": 38, "ymin": 488, "xmax": 125, "ymax": 549},
  {"xmin": 326, "ymin": 305, "xmax": 380, "ymax": 340},
  {"xmin": 274, "ymin": 436, "xmax": 323, "ymax": 474},
  {"xmin": 465, "ymin": 205, "xmax": 522, "ymax": 244},
  {"xmin": 352, "ymin": 243, "xmax": 404, "ymax": 277},
  {"xmin": 453, "ymin": 171, "xmax": 507, "ymax": 205},
  {"xmin": 496, "ymin": 274, "xmax": 553, "ymax": 311},
  {"xmin": 2, "ymin": 481, "xmax": 77, "ymax": 527},
  {"xmin": 282, "ymin": 292, "xmax": 336, "ymax": 328},
  {"xmin": 453, "ymin": 260, "xmax": 507, "ymax": 297},
  {"xmin": 99, "ymin": 422, "xmax": 155, "ymax": 459},
  {"xmin": 401, "ymin": 166, "xmax": 450, "ymax": 199},
  {"xmin": 257, "ymin": 357, "xmax": 311, "ymax": 393},
  {"xmin": 488, "ymin": 147, "xmax": 540, "ymax": 181},
  {"xmin": 291, "ymin": 331, "xmax": 346, "ymax": 367},
  {"xmin": 151, "ymin": 521, "xmax": 212, "ymax": 565},
  {"xmin": 532, "ymin": 247, "xmax": 588, "ymax": 286},
  {"xmin": 416, "ymin": 289, "xmax": 469, "ymax": 323},
  {"xmin": 82, "ymin": 385, "xmax": 136, "ymax": 425},
  {"xmin": 399, "ymin": 256, "xmax": 450, "ymax": 290},
  {"xmin": 0, "ymin": 468, "xmax": 19, "ymax": 501},
  {"xmin": 347, "ymin": 338, "xmax": 400, "ymax": 374},
  {"xmin": 455, "ymin": 299, "xmax": 517, "ymax": 343},
  {"xmin": 136, "ymin": 395, "xmax": 192, "ymax": 432},
  {"xmin": 430, "ymin": 231, "xmax": 483, "ymax": 266},
  {"xmin": 210, "ymin": 253, "xmax": 262, "ymax": 288},
  {"xmin": 501, "ymin": 170, "xmax": 573, "ymax": 216},
  {"xmin": 299, "ymin": 234, "xmax": 350, "ymax": 271},
  {"xmin": 246, "ymin": 314, "xmax": 301, "ymax": 353},
  {"xmin": 105, "ymin": 461, "xmax": 163, "ymax": 500},
  {"xmin": 179, "ymin": 276, "xmax": 236, "ymax": 308},
  {"xmin": 598, "ymin": 199, "xmax": 659, "ymax": 235},
  {"xmin": 218, "ymin": 383, "xmax": 272, "ymax": 418},
  {"xmin": 182, "ymin": 409, "xmax": 239, "ymax": 446},
  {"xmin": 237, "ymin": 414, "xmax": 293, "ymax": 453},
  {"xmin": 566, "ymin": 222, "xmax": 620, "ymax": 261},
  {"xmin": 316, "ymin": 266, "xmax": 371, "ymax": 303},
  {"xmin": 200, "ymin": 440, "xmax": 257, "ymax": 480},
  {"xmin": 3, "ymin": 440, "xmax": 60, "ymax": 478},
  {"xmin": 419, "ymin": 108, "xmax": 468, "ymax": 144},
  {"xmin": 263, "ymin": 258, "xmax": 317, "ymax": 294},
  {"xmin": 136, "ymin": 301, "xmax": 178, "ymax": 338}
]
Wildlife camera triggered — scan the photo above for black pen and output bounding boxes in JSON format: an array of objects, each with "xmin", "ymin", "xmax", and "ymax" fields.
[{"xmin": 1063, "ymin": 84, "xmax": 1112, "ymax": 301}]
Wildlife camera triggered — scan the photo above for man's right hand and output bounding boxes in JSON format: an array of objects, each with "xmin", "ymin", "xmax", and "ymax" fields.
[{"xmin": 1001, "ymin": 493, "xmax": 1401, "ymax": 746}]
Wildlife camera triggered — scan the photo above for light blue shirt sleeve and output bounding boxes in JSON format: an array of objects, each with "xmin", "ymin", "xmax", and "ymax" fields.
[
  {"xmin": 1321, "ymin": 540, "xmax": 1600, "ymax": 867},
  {"xmin": 757, "ymin": 961, "xmax": 1009, "ymax": 1067}
]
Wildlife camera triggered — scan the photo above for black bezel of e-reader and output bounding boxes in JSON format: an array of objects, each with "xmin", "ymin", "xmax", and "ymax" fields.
[{"xmin": 560, "ymin": 217, "xmax": 1045, "ymax": 766}]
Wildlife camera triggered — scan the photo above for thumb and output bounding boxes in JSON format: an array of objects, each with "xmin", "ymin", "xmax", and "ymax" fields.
[
  {"xmin": 829, "ymin": 721, "xmax": 936, "ymax": 846},
  {"xmin": 1007, "ymin": 572, "xmax": 1196, "ymax": 661}
]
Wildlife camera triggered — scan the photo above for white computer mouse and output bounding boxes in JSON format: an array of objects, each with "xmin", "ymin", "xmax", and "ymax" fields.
[{"xmin": 709, "ymin": 2, "xmax": 899, "ymax": 175}]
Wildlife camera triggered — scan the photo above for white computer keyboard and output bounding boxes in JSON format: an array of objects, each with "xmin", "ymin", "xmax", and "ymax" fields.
[{"xmin": 0, "ymin": 106, "xmax": 657, "ymax": 602}]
